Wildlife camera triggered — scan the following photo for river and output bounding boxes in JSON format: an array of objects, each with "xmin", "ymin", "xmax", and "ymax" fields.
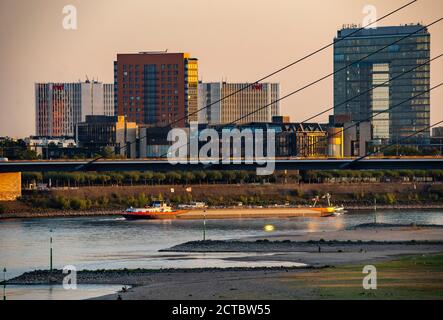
[{"xmin": 1, "ymin": 209, "xmax": 442, "ymax": 299}]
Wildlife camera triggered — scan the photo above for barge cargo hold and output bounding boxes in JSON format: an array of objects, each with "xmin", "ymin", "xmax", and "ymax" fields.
[{"xmin": 123, "ymin": 205, "xmax": 336, "ymax": 220}]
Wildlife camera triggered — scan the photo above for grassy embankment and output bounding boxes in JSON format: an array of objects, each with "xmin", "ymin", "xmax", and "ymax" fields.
[
  {"xmin": 285, "ymin": 254, "xmax": 443, "ymax": 300},
  {"xmin": 1, "ymin": 182, "xmax": 443, "ymax": 214}
]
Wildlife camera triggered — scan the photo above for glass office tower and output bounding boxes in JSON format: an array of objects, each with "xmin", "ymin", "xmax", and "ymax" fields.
[{"xmin": 333, "ymin": 25, "xmax": 431, "ymax": 144}]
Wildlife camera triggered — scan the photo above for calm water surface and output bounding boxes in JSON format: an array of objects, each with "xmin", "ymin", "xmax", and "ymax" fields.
[
  {"xmin": 5, "ymin": 284, "xmax": 124, "ymax": 300},
  {"xmin": 1, "ymin": 209, "xmax": 442, "ymax": 299}
]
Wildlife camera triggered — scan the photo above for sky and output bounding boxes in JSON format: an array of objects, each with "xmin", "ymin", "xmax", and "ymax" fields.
[{"xmin": 0, "ymin": 0, "xmax": 442, "ymax": 137}]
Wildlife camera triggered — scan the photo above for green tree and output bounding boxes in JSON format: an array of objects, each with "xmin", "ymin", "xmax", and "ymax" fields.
[
  {"xmin": 100, "ymin": 147, "xmax": 115, "ymax": 159},
  {"xmin": 182, "ymin": 172, "xmax": 195, "ymax": 184},
  {"xmin": 153, "ymin": 172, "xmax": 166, "ymax": 184},
  {"xmin": 194, "ymin": 171, "xmax": 207, "ymax": 184},
  {"xmin": 125, "ymin": 172, "xmax": 140, "ymax": 186},
  {"xmin": 166, "ymin": 171, "xmax": 182, "ymax": 184},
  {"xmin": 70, "ymin": 197, "xmax": 88, "ymax": 210},
  {"xmin": 207, "ymin": 171, "xmax": 222, "ymax": 183},
  {"xmin": 141, "ymin": 171, "xmax": 154, "ymax": 184}
]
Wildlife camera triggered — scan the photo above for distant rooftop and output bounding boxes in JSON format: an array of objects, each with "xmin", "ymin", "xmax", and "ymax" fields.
[
  {"xmin": 117, "ymin": 52, "xmax": 191, "ymax": 58},
  {"xmin": 337, "ymin": 24, "xmax": 428, "ymax": 38}
]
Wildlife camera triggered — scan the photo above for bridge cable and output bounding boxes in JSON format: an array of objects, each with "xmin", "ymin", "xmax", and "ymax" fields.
[
  {"xmin": 76, "ymin": 1, "xmax": 418, "ymax": 170},
  {"xmin": 294, "ymin": 80, "xmax": 443, "ymax": 159},
  {"xmin": 162, "ymin": 18, "xmax": 441, "ymax": 161},
  {"xmin": 343, "ymin": 119, "xmax": 443, "ymax": 168}
]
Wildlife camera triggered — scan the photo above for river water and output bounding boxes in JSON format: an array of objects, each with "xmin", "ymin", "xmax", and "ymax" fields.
[{"xmin": 1, "ymin": 209, "xmax": 443, "ymax": 299}]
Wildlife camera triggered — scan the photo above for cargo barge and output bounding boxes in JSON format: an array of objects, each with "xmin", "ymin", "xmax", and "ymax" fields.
[
  {"xmin": 122, "ymin": 201, "xmax": 189, "ymax": 220},
  {"xmin": 122, "ymin": 201, "xmax": 338, "ymax": 220}
]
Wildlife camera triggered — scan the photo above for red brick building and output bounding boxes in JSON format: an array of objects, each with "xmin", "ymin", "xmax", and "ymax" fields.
[{"xmin": 114, "ymin": 52, "xmax": 198, "ymax": 127}]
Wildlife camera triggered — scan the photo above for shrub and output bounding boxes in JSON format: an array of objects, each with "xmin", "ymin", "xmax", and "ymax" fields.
[
  {"xmin": 51, "ymin": 196, "xmax": 70, "ymax": 210},
  {"xmin": 69, "ymin": 197, "xmax": 88, "ymax": 210},
  {"xmin": 385, "ymin": 193, "xmax": 397, "ymax": 205},
  {"xmin": 97, "ymin": 196, "xmax": 110, "ymax": 208}
]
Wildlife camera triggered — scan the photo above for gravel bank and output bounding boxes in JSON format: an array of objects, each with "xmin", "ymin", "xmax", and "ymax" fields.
[{"xmin": 3, "ymin": 266, "xmax": 315, "ymax": 286}]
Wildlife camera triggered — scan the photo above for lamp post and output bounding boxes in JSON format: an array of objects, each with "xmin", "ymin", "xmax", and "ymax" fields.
[
  {"xmin": 374, "ymin": 198, "xmax": 377, "ymax": 225},
  {"xmin": 3, "ymin": 267, "xmax": 6, "ymax": 301},
  {"xmin": 49, "ymin": 229, "xmax": 53, "ymax": 272},
  {"xmin": 203, "ymin": 211, "xmax": 207, "ymax": 241}
]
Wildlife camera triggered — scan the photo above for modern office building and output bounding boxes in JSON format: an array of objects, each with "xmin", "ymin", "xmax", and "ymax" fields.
[
  {"xmin": 114, "ymin": 52, "xmax": 198, "ymax": 127},
  {"xmin": 35, "ymin": 81, "xmax": 114, "ymax": 137},
  {"xmin": 137, "ymin": 120, "xmax": 329, "ymax": 159},
  {"xmin": 138, "ymin": 125, "xmax": 189, "ymax": 158},
  {"xmin": 334, "ymin": 25, "xmax": 431, "ymax": 144},
  {"xmin": 198, "ymin": 82, "xmax": 280, "ymax": 125},
  {"xmin": 25, "ymin": 136, "xmax": 77, "ymax": 157},
  {"xmin": 103, "ymin": 83, "xmax": 115, "ymax": 117},
  {"xmin": 76, "ymin": 115, "xmax": 138, "ymax": 158},
  {"xmin": 329, "ymin": 115, "xmax": 373, "ymax": 157},
  {"xmin": 327, "ymin": 127, "xmax": 344, "ymax": 158}
]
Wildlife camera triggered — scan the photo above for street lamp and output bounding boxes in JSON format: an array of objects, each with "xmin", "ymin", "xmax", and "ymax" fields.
[
  {"xmin": 374, "ymin": 198, "xmax": 377, "ymax": 225},
  {"xmin": 49, "ymin": 229, "xmax": 53, "ymax": 272},
  {"xmin": 203, "ymin": 211, "xmax": 207, "ymax": 241}
]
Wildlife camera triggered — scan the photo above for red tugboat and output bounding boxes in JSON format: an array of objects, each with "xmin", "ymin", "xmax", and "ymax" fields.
[{"xmin": 122, "ymin": 200, "xmax": 188, "ymax": 220}]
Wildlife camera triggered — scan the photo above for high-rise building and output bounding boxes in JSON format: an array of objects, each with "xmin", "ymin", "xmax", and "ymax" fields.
[
  {"xmin": 103, "ymin": 83, "xmax": 115, "ymax": 117},
  {"xmin": 35, "ymin": 81, "xmax": 114, "ymax": 137},
  {"xmin": 114, "ymin": 52, "xmax": 198, "ymax": 127},
  {"xmin": 198, "ymin": 82, "xmax": 280, "ymax": 125},
  {"xmin": 334, "ymin": 25, "xmax": 431, "ymax": 144}
]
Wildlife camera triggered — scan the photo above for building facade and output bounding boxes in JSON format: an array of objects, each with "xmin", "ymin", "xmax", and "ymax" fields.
[
  {"xmin": 432, "ymin": 127, "xmax": 443, "ymax": 138},
  {"xmin": 76, "ymin": 115, "xmax": 137, "ymax": 158},
  {"xmin": 432, "ymin": 126, "xmax": 443, "ymax": 154},
  {"xmin": 25, "ymin": 136, "xmax": 77, "ymax": 158},
  {"xmin": 35, "ymin": 81, "xmax": 114, "ymax": 137},
  {"xmin": 198, "ymin": 82, "xmax": 280, "ymax": 125},
  {"xmin": 329, "ymin": 115, "xmax": 373, "ymax": 157},
  {"xmin": 114, "ymin": 52, "xmax": 198, "ymax": 127},
  {"xmin": 103, "ymin": 84, "xmax": 115, "ymax": 116},
  {"xmin": 334, "ymin": 25, "xmax": 431, "ymax": 144},
  {"xmin": 137, "ymin": 121, "xmax": 328, "ymax": 159},
  {"xmin": 138, "ymin": 125, "xmax": 189, "ymax": 158}
]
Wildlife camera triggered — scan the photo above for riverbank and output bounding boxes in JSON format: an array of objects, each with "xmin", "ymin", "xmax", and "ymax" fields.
[
  {"xmin": 94, "ymin": 253, "xmax": 443, "ymax": 300},
  {"xmin": 97, "ymin": 224, "xmax": 443, "ymax": 300},
  {"xmin": 2, "ymin": 182, "xmax": 443, "ymax": 218},
  {"xmin": 161, "ymin": 224, "xmax": 443, "ymax": 266},
  {"xmin": 5, "ymin": 224, "xmax": 443, "ymax": 299},
  {"xmin": 3, "ymin": 204, "xmax": 443, "ymax": 220},
  {"xmin": 0, "ymin": 209, "xmax": 123, "ymax": 220}
]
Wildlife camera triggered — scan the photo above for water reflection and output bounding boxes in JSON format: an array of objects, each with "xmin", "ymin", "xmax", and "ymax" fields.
[
  {"xmin": 5, "ymin": 284, "xmax": 123, "ymax": 300},
  {"xmin": 1, "ymin": 209, "xmax": 442, "ymax": 281}
]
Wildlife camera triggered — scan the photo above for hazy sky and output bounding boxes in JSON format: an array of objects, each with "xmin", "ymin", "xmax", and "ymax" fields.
[{"xmin": 0, "ymin": 0, "xmax": 442, "ymax": 137}]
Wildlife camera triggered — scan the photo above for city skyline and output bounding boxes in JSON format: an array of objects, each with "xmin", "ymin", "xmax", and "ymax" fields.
[{"xmin": 1, "ymin": 0, "xmax": 442, "ymax": 137}]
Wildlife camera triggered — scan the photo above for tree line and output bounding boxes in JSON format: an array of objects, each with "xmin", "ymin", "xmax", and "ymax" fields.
[{"xmin": 20, "ymin": 169, "xmax": 443, "ymax": 188}]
